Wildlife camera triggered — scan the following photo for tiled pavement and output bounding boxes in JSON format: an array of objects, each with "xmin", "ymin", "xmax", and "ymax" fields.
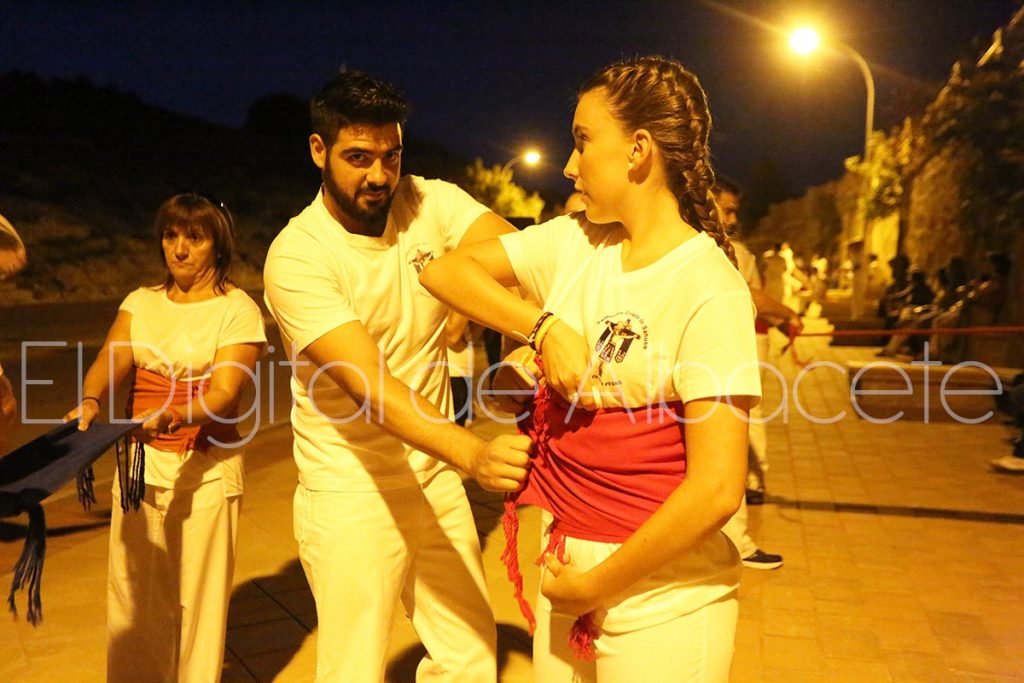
[{"xmin": 3, "ymin": 321, "xmax": 1024, "ymax": 682}]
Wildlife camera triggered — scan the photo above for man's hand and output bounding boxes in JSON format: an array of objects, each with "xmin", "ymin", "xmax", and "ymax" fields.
[{"xmin": 465, "ymin": 433, "xmax": 532, "ymax": 492}]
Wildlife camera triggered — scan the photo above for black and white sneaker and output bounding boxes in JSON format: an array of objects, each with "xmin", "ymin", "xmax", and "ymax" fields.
[
  {"xmin": 745, "ymin": 489, "xmax": 765, "ymax": 505},
  {"xmin": 742, "ymin": 549, "xmax": 783, "ymax": 570}
]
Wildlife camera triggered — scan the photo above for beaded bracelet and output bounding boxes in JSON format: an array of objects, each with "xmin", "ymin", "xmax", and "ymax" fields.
[
  {"xmin": 526, "ymin": 311, "xmax": 554, "ymax": 352},
  {"xmin": 532, "ymin": 315, "xmax": 559, "ymax": 354}
]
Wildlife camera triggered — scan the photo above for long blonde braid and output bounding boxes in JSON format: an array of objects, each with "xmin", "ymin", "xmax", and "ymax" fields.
[{"xmin": 579, "ymin": 56, "xmax": 736, "ymax": 266}]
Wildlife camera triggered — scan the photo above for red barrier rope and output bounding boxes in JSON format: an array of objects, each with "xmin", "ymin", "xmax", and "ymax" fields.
[
  {"xmin": 783, "ymin": 325, "xmax": 1024, "ymax": 368},
  {"xmin": 795, "ymin": 326, "xmax": 1024, "ymax": 338}
]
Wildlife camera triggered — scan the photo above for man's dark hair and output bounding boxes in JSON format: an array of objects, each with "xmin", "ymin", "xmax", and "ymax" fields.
[
  {"xmin": 310, "ymin": 69, "xmax": 409, "ymax": 145},
  {"xmin": 713, "ymin": 175, "xmax": 741, "ymax": 197}
]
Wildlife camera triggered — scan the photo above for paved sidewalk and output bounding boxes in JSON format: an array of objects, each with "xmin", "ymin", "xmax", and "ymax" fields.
[{"xmin": 3, "ymin": 323, "xmax": 1023, "ymax": 681}]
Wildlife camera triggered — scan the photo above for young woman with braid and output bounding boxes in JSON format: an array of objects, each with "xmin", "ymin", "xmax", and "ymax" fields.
[{"xmin": 421, "ymin": 56, "xmax": 760, "ymax": 681}]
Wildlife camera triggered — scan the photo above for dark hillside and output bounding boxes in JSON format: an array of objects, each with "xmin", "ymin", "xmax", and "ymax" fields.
[{"xmin": 0, "ymin": 72, "xmax": 467, "ymax": 302}]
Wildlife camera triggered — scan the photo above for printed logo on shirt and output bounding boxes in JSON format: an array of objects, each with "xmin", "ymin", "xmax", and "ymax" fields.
[
  {"xmin": 407, "ymin": 246, "xmax": 436, "ymax": 274},
  {"xmin": 594, "ymin": 312, "xmax": 648, "ymax": 363}
]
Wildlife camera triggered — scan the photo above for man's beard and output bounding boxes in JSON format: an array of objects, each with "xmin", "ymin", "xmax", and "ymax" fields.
[{"xmin": 323, "ymin": 167, "xmax": 394, "ymax": 234}]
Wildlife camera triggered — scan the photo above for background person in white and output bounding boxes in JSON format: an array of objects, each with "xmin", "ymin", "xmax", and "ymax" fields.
[
  {"xmin": 263, "ymin": 70, "xmax": 530, "ymax": 683},
  {"xmin": 714, "ymin": 178, "xmax": 798, "ymax": 570}
]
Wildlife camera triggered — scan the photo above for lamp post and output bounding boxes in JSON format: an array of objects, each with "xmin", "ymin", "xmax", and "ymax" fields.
[
  {"xmin": 789, "ymin": 27, "xmax": 875, "ymax": 161},
  {"xmin": 501, "ymin": 149, "xmax": 542, "ymax": 175},
  {"xmin": 790, "ymin": 27, "xmax": 877, "ymax": 319}
]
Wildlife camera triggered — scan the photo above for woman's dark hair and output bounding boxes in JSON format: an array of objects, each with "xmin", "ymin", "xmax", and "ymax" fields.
[
  {"xmin": 311, "ymin": 69, "xmax": 409, "ymax": 146},
  {"xmin": 153, "ymin": 193, "xmax": 235, "ymax": 294},
  {"xmin": 580, "ymin": 56, "xmax": 735, "ymax": 265}
]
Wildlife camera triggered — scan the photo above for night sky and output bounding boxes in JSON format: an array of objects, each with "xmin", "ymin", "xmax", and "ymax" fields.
[{"xmin": 2, "ymin": 0, "xmax": 1020, "ymax": 200}]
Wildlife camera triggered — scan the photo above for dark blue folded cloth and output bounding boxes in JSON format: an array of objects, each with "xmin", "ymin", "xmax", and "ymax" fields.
[{"xmin": 1, "ymin": 419, "xmax": 138, "ymax": 624}]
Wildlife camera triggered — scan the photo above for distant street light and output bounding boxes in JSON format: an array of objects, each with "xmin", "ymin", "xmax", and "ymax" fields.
[
  {"xmin": 789, "ymin": 26, "xmax": 875, "ymax": 159},
  {"xmin": 502, "ymin": 149, "xmax": 542, "ymax": 175}
]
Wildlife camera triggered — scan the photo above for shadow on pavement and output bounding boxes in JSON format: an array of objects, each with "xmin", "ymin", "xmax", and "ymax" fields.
[
  {"xmin": 767, "ymin": 495, "xmax": 1024, "ymax": 525},
  {"xmin": 385, "ymin": 622, "xmax": 532, "ymax": 683}
]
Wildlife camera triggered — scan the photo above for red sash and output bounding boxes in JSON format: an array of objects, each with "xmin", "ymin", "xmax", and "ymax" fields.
[{"xmin": 130, "ymin": 368, "xmax": 241, "ymax": 453}]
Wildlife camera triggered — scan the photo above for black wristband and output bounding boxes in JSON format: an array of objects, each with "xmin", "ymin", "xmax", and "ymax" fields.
[{"xmin": 526, "ymin": 311, "xmax": 554, "ymax": 351}]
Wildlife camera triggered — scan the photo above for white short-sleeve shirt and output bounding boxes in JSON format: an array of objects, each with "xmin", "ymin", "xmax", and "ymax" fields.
[
  {"xmin": 119, "ymin": 286, "xmax": 267, "ymax": 492},
  {"xmin": 263, "ymin": 176, "xmax": 488, "ymax": 491}
]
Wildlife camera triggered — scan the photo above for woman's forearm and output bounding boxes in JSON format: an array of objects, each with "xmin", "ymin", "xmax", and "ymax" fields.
[
  {"xmin": 568, "ymin": 397, "xmax": 750, "ymax": 607},
  {"xmin": 581, "ymin": 473, "xmax": 740, "ymax": 602},
  {"xmin": 421, "ymin": 251, "xmax": 542, "ymax": 342}
]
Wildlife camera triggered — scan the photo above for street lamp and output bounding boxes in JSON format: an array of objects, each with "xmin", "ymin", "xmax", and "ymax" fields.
[
  {"xmin": 789, "ymin": 26, "xmax": 875, "ymax": 160},
  {"xmin": 789, "ymin": 27, "xmax": 878, "ymax": 320},
  {"xmin": 501, "ymin": 149, "xmax": 542, "ymax": 175}
]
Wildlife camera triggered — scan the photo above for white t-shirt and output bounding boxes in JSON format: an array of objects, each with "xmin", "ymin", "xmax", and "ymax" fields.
[
  {"xmin": 263, "ymin": 176, "xmax": 488, "ymax": 492},
  {"xmin": 500, "ymin": 215, "xmax": 761, "ymax": 629},
  {"xmin": 500, "ymin": 216, "xmax": 761, "ymax": 409},
  {"xmin": 447, "ymin": 341, "xmax": 475, "ymax": 379},
  {"xmin": 119, "ymin": 286, "xmax": 267, "ymax": 492}
]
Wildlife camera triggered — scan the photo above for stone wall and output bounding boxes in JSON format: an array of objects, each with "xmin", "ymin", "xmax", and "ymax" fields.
[{"xmin": 902, "ymin": 145, "xmax": 970, "ymax": 276}]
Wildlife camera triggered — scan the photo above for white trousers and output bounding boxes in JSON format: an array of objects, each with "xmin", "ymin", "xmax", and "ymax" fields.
[
  {"xmin": 533, "ymin": 594, "xmax": 738, "ymax": 682},
  {"xmin": 107, "ymin": 478, "xmax": 240, "ymax": 683},
  {"xmin": 722, "ymin": 333, "xmax": 771, "ymax": 558},
  {"xmin": 746, "ymin": 333, "xmax": 770, "ymax": 492},
  {"xmin": 294, "ymin": 468, "xmax": 497, "ymax": 683}
]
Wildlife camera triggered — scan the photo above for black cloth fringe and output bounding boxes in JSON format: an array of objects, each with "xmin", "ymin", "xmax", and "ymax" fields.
[
  {"xmin": 115, "ymin": 372, "xmax": 145, "ymax": 511},
  {"xmin": 115, "ymin": 433, "xmax": 145, "ymax": 512},
  {"xmin": 7, "ymin": 503, "xmax": 46, "ymax": 625},
  {"xmin": 76, "ymin": 465, "xmax": 96, "ymax": 510}
]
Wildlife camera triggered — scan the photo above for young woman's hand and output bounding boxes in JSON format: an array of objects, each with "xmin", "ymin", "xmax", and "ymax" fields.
[
  {"xmin": 541, "ymin": 552, "xmax": 603, "ymax": 616},
  {"xmin": 537, "ymin": 320, "xmax": 599, "ymax": 410}
]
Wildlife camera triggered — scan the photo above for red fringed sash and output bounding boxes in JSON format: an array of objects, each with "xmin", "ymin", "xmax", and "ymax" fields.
[{"xmin": 502, "ymin": 373, "xmax": 688, "ymax": 660}]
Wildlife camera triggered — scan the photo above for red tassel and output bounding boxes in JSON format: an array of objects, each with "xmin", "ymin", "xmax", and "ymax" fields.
[
  {"xmin": 568, "ymin": 612, "xmax": 600, "ymax": 661},
  {"xmin": 501, "ymin": 496, "xmax": 536, "ymax": 634},
  {"xmin": 500, "ymin": 362, "xmax": 601, "ymax": 658}
]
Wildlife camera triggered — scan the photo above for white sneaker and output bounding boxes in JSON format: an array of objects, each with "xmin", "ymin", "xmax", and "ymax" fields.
[{"xmin": 992, "ymin": 455, "xmax": 1024, "ymax": 473}]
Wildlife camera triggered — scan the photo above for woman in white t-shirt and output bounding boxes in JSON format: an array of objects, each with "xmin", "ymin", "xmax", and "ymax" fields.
[
  {"xmin": 64, "ymin": 193, "xmax": 266, "ymax": 683},
  {"xmin": 421, "ymin": 57, "xmax": 760, "ymax": 681}
]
